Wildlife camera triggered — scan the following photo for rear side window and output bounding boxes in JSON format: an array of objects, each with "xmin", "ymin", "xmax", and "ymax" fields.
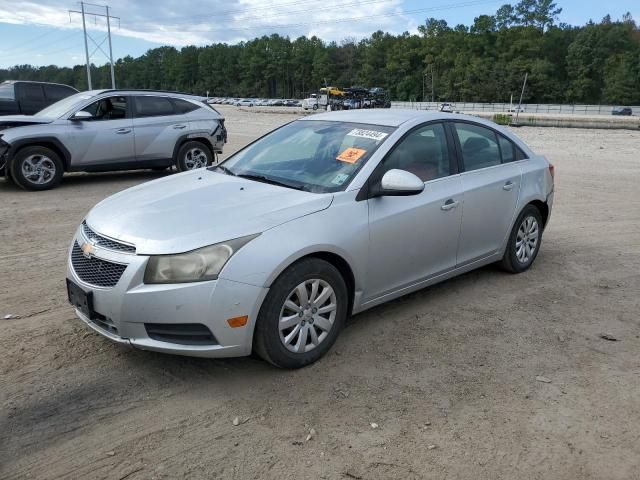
[
  {"xmin": 172, "ymin": 98, "xmax": 200, "ymax": 114},
  {"xmin": 498, "ymin": 135, "xmax": 515, "ymax": 163},
  {"xmin": 453, "ymin": 122, "xmax": 501, "ymax": 172},
  {"xmin": 134, "ymin": 96, "xmax": 175, "ymax": 117},
  {"xmin": 515, "ymin": 146, "xmax": 527, "ymax": 160},
  {"xmin": 44, "ymin": 84, "xmax": 75, "ymax": 102}
]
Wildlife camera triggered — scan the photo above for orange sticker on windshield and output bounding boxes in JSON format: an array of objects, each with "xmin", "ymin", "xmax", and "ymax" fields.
[{"xmin": 336, "ymin": 147, "xmax": 367, "ymax": 164}]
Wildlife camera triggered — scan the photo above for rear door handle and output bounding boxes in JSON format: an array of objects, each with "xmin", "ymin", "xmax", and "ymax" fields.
[
  {"xmin": 173, "ymin": 124, "xmax": 187, "ymax": 129},
  {"xmin": 503, "ymin": 181, "xmax": 514, "ymax": 191},
  {"xmin": 441, "ymin": 199, "xmax": 459, "ymax": 211},
  {"xmin": 115, "ymin": 128, "xmax": 131, "ymax": 134}
]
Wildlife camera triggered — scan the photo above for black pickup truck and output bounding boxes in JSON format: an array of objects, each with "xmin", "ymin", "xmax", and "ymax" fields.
[{"xmin": 0, "ymin": 80, "xmax": 78, "ymax": 116}]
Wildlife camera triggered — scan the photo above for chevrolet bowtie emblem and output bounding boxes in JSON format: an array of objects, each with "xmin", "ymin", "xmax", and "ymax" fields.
[{"xmin": 81, "ymin": 241, "xmax": 96, "ymax": 258}]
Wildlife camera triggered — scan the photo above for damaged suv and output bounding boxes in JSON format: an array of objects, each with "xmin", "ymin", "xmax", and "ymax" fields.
[{"xmin": 0, "ymin": 90, "xmax": 226, "ymax": 190}]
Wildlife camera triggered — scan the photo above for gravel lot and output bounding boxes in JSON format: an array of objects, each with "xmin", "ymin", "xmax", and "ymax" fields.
[{"xmin": 1, "ymin": 105, "xmax": 639, "ymax": 479}]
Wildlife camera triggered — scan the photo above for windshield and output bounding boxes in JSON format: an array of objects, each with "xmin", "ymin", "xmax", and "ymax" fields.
[
  {"xmin": 36, "ymin": 91, "xmax": 96, "ymax": 118},
  {"xmin": 217, "ymin": 120, "xmax": 396, "ymax": 193},
  {"xmin": 0, "ymin": 82, "xmax": 15, "ymax": 100}
]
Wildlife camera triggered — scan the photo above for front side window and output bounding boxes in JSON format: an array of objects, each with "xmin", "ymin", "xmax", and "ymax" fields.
[
  {"xmin": 82, "ymin": 96, "xmax": 128, "ymax": 120},
  {"xmin": 376, "ymin": 123, "xmax": 451, "ymax": 182},
  {"xmin": 219, "ymin": 120, "xmax": 396, "ymax": 193},
  {"xmin": 20, "ymin": 83, "xmax": 44, "ymax": 101},
  {"xmin": 454, "ymin": 122, "xmax": 501, "ymax": 171},
  {"xmin": 134, "ymin": 96, "xmax": 175, "ymax": 117}
]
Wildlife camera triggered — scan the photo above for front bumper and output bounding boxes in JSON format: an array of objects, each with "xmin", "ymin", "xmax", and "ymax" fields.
[{"xmin": 66, "ymin": 226, "xmax": 268, "ymax": 358}]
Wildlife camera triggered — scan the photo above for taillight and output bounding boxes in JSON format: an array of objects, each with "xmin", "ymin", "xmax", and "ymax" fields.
[{"xmin": 548, "ymin": 163, "xmax": 555, "ymax": 179}]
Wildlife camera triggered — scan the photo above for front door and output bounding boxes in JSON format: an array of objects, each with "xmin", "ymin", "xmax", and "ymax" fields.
[
  {"xmin": 365, "ymin": 122, "xmax": 463, "ymax": 301},
  {"xmin": 68, "ymin": 95, "xmax": 135, "ymax": 168}
]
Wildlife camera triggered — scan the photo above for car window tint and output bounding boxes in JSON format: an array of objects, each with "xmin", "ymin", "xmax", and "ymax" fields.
[
  {"xmin": 515, "ymin": 146, "xmax": 528, "ymax": 160},
  {"xmin": 135, "ymin": 96, "xmax": 175, "ymax": 117},
  {"xmin": 379, "ymin": 123, "xmax": 450, "ymax": 182},
  {"xmin": 498, "ymin": 134, "xmax": 515, "ymax": 163},
  {"xmin": 454, "ymin": 123, "xmax": 501, "ymax": 171},
  {"xmin": 172, "ymin": 98, "xmax": 200, "ymax": 114},
  {"xmin": 82, "ymin": 96, "xmax": 128, "ymax": 120},
  {"xmin": 44, "ymin": 85, "xmax": 74, "ymax": 102},
  {"xmin": 20, "ymin": 83, "xmax": 44, "ymax": 101}
]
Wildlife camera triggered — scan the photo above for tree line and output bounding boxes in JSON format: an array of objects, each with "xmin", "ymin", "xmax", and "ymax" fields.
[{"xmin": 2, "ymin": 0, "xmax": 639, "ymax": 104}]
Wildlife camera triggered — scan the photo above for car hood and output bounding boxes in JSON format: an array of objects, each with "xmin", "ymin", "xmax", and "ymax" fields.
[
  {"xmin": 85, "ymin": 170, "xmax": 334, "ymax": 255},
  {"xmin": 0, "ymin": 115, "xmax": 54, "ymax": 127}
]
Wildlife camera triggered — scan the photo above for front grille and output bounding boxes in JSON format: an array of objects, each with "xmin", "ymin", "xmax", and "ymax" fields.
[
  {"xmin": 71, "ymin": 242, "xmax": 127, "ymax": 288},
  {"xmin": 145, "ymin": 323, "xmax": 218, "ymax": 346},
  {"xmin": 82, "ymin": 221, "xmax": 136, "ymax": 254}
]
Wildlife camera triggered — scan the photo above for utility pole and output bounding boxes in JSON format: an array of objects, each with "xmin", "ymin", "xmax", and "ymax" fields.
[
  {"xmin": 80, "ymin": 1, "xmax": 91, "ymax": 89},
  {"xmin": 431, "ymin": 64, "xmax": 435, "ymax": 103},
  {"xmin": 70, "ymin": 2, "xmax": 120, "ymax": 89},
  {"xmin": 515, "ymin": 72, "xmax": 528, "ymax": 124}
]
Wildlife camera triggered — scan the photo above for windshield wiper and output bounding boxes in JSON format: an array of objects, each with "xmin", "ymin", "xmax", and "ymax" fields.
[
  {"xmin": 236, "ymin": 173, "xmax": 307, "ymax": 191},
  {"xmin": 213, "ymin": 164, "xmax": 236, "ymax": 176}
]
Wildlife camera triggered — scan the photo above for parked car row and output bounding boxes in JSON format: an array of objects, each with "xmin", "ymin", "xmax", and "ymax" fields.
[{"xmin": 207, "ymin": 97, "xmax": 302, "ymax": 107}]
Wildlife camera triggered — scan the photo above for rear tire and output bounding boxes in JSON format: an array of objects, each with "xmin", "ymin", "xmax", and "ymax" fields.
[
  {"xmin": 10, "ymin": 146, "xmax": 64, "ymax": 191},
  {"xmin": 176, "ymin": 141, "xmax": 213, "ymax": 172},
  {"xmin": 253, "ymin": 258, "xmax": 348, "ymax": 369},
  {"xmin": 500, "ymin": 204, "xmax": 543, "ymax": 273}
]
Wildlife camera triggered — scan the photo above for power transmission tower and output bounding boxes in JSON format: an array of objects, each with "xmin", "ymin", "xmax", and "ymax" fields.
[{"xmin": 69, "ymin": 2, "xmax": 119, "ymax": 89}]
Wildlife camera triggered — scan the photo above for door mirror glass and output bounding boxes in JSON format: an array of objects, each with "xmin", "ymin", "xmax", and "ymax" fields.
[
  {"xmin": 71, "ymin": 110, "xmax": 93, "ymax": 120},
  {"xmin": 376, "ymin": 169, "xmax": 425, "ymax": 196}
]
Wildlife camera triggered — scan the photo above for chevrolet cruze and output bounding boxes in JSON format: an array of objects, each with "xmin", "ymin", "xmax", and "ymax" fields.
[{"xmin": 66, "ymin": 110, "xmax": 554, "ymax": 368}]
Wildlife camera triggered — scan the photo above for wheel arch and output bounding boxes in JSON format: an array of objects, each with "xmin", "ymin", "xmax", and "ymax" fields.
[
  {"xmin": 8, "ymin": 137, "xmax": 71, "ymax": 170},
  {"xmin": 264, "ymin": 250, "xmax": 357, "ymax": 316},
  {"xmin": 528, "ymin": 199, "xmax": 550, "ymax": 228},
  {"xmin": 172, "ymin": 135, "xmax": 215, "ymax": 163}
]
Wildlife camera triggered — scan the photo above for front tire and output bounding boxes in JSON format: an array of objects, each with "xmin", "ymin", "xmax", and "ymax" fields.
[
  {"xmin": 254, "ymin": 258, "xmax": 348, "ymax": 369},
  {"xmin": 500, "ymin": 205, "xmax": 543, "ymax": 273},
  {"xmin": 10, "ymin": 146, "xmax": 64, "ymax": 191},
  {"xmin": 176, "ymin": 141, "xmax": 213, "ymax": 172}
]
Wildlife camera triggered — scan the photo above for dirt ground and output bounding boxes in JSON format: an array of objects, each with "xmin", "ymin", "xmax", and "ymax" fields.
[{"xmin": 1, "ymin": 105, "xmax": 639, "ymax": 480}]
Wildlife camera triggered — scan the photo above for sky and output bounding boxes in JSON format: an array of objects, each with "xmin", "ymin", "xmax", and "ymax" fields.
[{"xmin": 0, "ymin": 0, "xmax": 638, "ymax": 68}]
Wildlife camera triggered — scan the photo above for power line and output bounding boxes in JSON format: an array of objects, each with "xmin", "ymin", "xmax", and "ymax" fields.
[{"xmin": 3, "ymin": 30, "xmax": 81, "ymax": 58}]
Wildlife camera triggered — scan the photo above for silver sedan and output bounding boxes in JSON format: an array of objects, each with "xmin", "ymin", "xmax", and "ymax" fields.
[{"xmin": 66, "ymin": 110, "xmax": 554, "ymax": 368}]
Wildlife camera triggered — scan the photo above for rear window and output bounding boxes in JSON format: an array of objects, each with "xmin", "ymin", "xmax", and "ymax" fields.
[
  {"xmin": 134, "ymin": 96, "xmax": 175, "ymax": 117},
  {"xmin": 0, "ymin": 83, "xmax": 15, "ymax": 100}
]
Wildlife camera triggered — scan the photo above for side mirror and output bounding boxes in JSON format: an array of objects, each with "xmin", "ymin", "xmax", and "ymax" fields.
[
  {"xmin": 372, "ymin": 169, "xmax": 425, "ymax": 197},
  {"xmin": 71, "ymin": 110, "xmax": 93, "ymax": 121}
]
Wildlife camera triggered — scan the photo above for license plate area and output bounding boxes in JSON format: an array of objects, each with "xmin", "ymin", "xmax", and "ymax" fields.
[{"xmin": 66, "ymin": 278, "xmax": 94, "ymax": 319}]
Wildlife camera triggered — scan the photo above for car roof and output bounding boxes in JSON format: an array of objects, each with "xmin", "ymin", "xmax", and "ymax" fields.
[
  {"xmin": 303, "ymin": 109, "xmax": 487, "ymax": 127},
  {"xmin": 1, "ymin": 80, "xmax": 78, "ymax": 90},
  {"xmin": 93, "ymin": 89, "xmax": 206, "ymax": 101}
]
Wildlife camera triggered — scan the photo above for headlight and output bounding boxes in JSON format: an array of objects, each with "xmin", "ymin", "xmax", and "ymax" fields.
[{"xmin": 143, "ymin": 234, "xmax": 259, "ymax": 284}]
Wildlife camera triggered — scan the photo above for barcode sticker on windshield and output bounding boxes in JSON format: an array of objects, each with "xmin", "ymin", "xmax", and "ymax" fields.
[{"xmin": 347, "ymin": 128, "xmax": 388, "ymax": 141}]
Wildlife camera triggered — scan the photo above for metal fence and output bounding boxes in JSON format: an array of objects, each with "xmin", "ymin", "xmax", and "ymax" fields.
[{"xmin": 391, "ymin": 102, "xmax": 638, "ymax": 116}]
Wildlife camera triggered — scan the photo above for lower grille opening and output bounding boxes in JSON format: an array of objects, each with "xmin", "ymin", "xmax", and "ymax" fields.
[
  {"xmin": 144, "ymin": 323, "xmax": 218, "ymax": 346},
  {"xmin": 90, "ymin": 311, "xmax": 119, "ymax": 336}
]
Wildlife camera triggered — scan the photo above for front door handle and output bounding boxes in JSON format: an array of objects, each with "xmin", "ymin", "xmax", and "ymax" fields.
[
  {"xmin": 115, "ymin": 128, "xmax": 131, "ymax": 134},
  {"xmin": 503, "ymin": 181, "xmax": 514, "ymax": 191},
  {"xmin": 441, "ymin": 199, "xmax": 459, "ymax": 211},
  {"xmin": 173, "ymin": 124, "xmax": 187, "ymax": 129}
]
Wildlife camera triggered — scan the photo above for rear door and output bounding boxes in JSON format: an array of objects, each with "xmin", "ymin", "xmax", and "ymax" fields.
[
  {"xmin": 450, "ymin": 121, "xmax": 522, "ymax": 266},
  {"xmin": 132, "ymin": 95, "xmax": 188, "ymax": 162},
  {"xmin": 16, "ymin": 83, "xmax": 46, "ymax": 114}
]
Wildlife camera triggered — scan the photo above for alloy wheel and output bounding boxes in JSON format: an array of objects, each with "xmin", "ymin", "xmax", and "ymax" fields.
[
  {"xmin": 184, "ymin": 148, "xmax": 208, "ymax": 169},
  {"xmin": 21, "ymin": 154, "xmax": 56, "ymax": 185},
  {"xmin": 515, "ymin": 215, "xmax": 539, "ymax": 264},
  {"xmin": 278, "ymin": 279, "xmax": 337, "ymax": 353}
]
